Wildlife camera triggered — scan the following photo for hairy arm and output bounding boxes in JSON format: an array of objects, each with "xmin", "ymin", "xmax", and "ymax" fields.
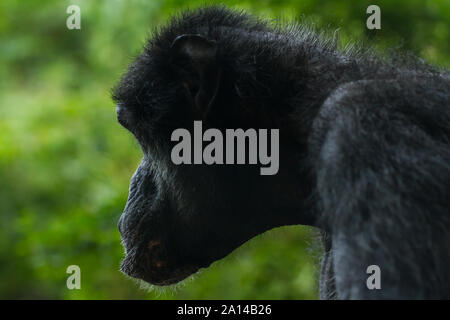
[{"xmin": 313, "ymin": 79, "xmax": 450, "ymax": 299}]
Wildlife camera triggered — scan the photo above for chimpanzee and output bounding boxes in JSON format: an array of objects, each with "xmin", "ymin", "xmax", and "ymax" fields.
[{"xmin": 112, "ymin": 6, "xmax": 450, "ymax": 299}]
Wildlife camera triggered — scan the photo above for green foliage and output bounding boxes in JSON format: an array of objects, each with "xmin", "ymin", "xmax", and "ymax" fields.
[{"xmin": 0, "ymin": 0, "xmax": 448, "ymax": 299}]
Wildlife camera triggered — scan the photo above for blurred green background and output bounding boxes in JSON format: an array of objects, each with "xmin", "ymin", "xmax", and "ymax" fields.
[{"xmin": 0, "ymin": 0, "xmax": 448, "ymax": 299}]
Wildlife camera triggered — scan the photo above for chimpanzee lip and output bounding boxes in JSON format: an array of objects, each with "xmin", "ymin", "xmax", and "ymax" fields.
[
  {"xmin": 119, "ymin": 241, "xmax": 210, "ymax": 286},
  {"xmin": 142, "ymin": 265, "xmax": 200, "ymax": 286},
  {"xmin": 120, "ymin": 252, "xmax": 201, "ymax": 285}
]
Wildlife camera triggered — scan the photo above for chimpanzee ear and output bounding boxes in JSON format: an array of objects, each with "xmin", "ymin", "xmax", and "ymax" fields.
[{"xmin": 170, "ymin": 34, "xmax": 221, "ymax": 118}]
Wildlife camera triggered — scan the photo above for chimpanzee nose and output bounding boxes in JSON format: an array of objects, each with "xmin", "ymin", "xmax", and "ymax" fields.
[{"xmin": 116, "ymin": 103, "xmax": 132, "ymax": 129}]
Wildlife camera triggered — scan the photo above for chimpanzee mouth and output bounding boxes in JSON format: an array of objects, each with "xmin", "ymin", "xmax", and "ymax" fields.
[
  {"xmin": 119, "ymin": 238, "xmax": 213, "ymax": 286},
  {"xmin": 121, "ymin": 261, "xmax": 200, "ymax": 286}
]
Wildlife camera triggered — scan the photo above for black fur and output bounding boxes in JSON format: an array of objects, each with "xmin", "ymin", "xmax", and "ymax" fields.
[{"xmin": 113, "ymin": 6, "xmax": 450, "ymax": 299}]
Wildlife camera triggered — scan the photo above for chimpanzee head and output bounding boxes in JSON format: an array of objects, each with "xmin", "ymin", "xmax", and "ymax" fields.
[{"xmin": 112, "ymin": 6, "xmax": 314, "ymax": 285}]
